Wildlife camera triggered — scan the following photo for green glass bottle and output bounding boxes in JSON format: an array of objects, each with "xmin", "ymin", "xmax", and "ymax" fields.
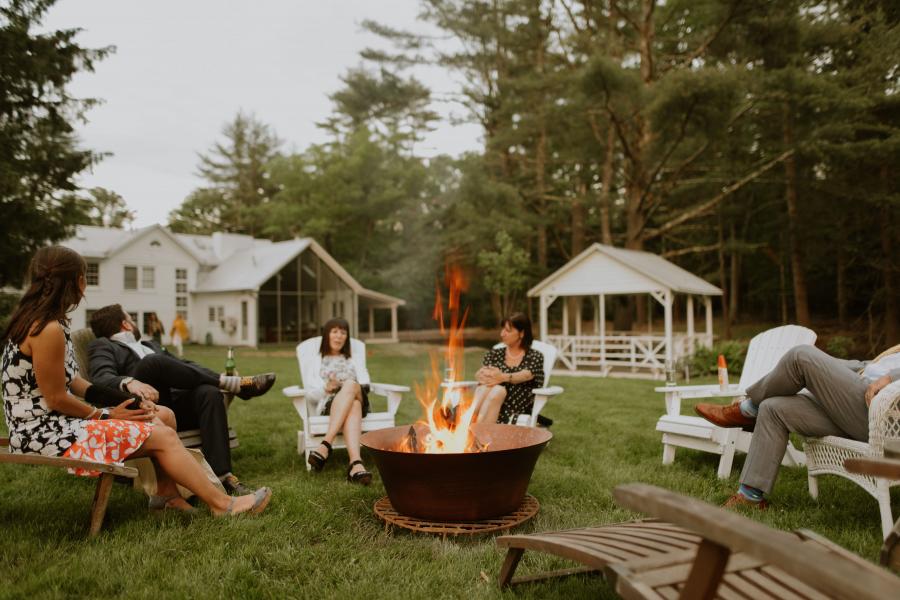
[{"xmin": 225, "ymin": 346, "xmax": 236, "ymax": 376}]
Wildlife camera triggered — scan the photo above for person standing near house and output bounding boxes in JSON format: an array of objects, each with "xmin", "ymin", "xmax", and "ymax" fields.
[
  {"xmin": 88, "ymin": 303, "xmax": 277, "ymax": 496},
  {"xmin": 146, "ymin": 312, "xmax": 164, "ymax": 345},
  {"xmin": 170, "ymin": 313, "xmax": 188, "ymax": 357}
]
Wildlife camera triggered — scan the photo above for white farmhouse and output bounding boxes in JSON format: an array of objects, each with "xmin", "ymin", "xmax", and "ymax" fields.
[{"xmin": 63, "ymin": 225, "xmax": 404, "ymax": 347}]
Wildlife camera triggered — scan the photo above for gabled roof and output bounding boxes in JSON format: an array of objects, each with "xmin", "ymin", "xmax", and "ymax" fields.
[
  {"xmin": 195, "ymin": 239, "xmax": 312, "ymax": 292},
  {"xmin": 528, "ymin": 243, "xmax": 722, "ymax": 297},
  {"xmin": 67, "ymin": 224, "xmax": 209, "ymax": 264}
]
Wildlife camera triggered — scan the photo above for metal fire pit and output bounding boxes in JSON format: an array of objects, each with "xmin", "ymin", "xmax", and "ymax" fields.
[{"xmin": 361, "ymin": 423, "xmax": 551, "ymax": 522}]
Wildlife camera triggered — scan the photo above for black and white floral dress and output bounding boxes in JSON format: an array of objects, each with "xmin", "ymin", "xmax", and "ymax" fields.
[
  {"xmin": 318, "ymin": 354, "xmax": 369, "ymax": 417},
  {"xmin": 481, "ymin": 347, "xmax": 545, "ymax": 424},
  {"xmin": 2, "ymin": 323, "xmax": 85, "ymax": 456},
  {"xmin": 2, "ymin": 322, "xmax": 152, "ymax": 472}
]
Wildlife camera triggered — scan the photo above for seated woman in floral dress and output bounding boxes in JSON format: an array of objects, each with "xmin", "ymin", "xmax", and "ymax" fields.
[
  {"xmin": 473, "ymin": 313, "xmax": 544, "ymax": 425},
  {"xmin": 305, "ymin": 317, "xmax": 372, "ymax": 485},
  {"xmin": 1, "ymin": 246, "xmax": 271, "ymax": 517}
]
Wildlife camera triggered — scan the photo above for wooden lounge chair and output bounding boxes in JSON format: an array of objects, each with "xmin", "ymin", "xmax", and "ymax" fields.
[
  {"xmin": 282, "ymin": 336, "xmax": 409, "ymax": 469},
  {"xmin": 0, "ymin": 437, "xmax": 138, "ymax": 536},
  {"xmin": 655, "ymin": 325, "xmax": 814, "ymax": 478},
  {"xmin": 844, "ymin": 452, "xmax": 900, "ymax": 571},
  {"xmin": 497, "ymin": 483, "xmax": 900, "ymax": 598}
]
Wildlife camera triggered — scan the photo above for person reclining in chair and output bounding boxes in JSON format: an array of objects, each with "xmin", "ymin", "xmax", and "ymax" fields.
[
  {"xmin": 87, "ymin": 304, "xmax": 276, "ymax": 495},
  {"xmin": 695, "ymin": 343, "xmax": 900, "ymax": 508}
]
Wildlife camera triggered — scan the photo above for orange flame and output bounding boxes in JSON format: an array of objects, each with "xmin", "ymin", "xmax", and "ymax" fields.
[{"xmin": 398, "ymin": 265, "xmax": 486, "ymax": 453}]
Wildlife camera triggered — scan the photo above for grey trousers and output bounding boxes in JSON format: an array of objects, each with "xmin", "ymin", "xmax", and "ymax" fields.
[{"xmin": 740, "ymin": 345, "xmax": 869, "ymax": 493}]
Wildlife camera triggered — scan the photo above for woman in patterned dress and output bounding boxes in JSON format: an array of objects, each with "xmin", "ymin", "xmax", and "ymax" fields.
[
  {"xmin": 305, "ymin": 318, "xmax": 372, "ymax": 484},
  {"xmin": 1, "ymin": 246, "xmax": 271, "ymax": 516},
  {"xmin": 473, "ymin": 313, "xmax": 544, "ymax": 424}
]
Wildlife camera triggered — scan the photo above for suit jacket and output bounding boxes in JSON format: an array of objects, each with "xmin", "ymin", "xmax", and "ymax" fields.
[{"xmin": 87, "ymin": 337, "xmax": 200, "ymax": 402}]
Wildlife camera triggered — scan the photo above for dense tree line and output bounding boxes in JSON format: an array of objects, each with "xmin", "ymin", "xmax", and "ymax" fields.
[{"xmin": 168, "ymin": 1, "xmax": 897, "ymax": 350}]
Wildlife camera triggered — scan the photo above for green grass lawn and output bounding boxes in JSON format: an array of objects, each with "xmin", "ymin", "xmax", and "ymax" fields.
[{"xmin": 0, "ymin": 343, "xmax": 893, "ymax": 599}]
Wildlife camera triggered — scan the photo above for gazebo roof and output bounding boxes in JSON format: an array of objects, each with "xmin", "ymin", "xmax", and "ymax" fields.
[{"xmin": 528, "ymin": 243, "xmax": 722, "ymax": 297}]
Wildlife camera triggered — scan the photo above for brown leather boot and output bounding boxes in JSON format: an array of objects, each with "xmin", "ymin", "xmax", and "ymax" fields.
[{"xmin": 694, "ymin": 402, "xmax": 755, "ymax": 428}]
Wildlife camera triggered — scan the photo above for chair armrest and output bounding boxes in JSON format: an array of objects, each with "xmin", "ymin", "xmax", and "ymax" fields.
[
  {"xmin": 441, "ymin": 380, "xmax": 477, "ymax": 390},
  {"xmin": 370, "ymin": 382, "xmax": 406, "ymax": 416},
  {"xmin": 370, "ymin": 382, "xmax": 411, "ymax": 394},
  {"xmin": 612, "ymin": 483, "xmax": 899, "ymax": 600},
  {"xmin": 533, "ymin": 386, "xmax": 563, "ymax": 397},
  {"xmin": 281, "ymin": 385, "xmax": 306, "ymax": 398},
  {"xmin": 653, "ymin": 383, "xmax": 743, "ymax": 397}
]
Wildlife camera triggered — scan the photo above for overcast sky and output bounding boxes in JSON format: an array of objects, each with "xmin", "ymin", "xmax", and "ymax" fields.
[{"xmin": 43, "ymin": 0, "xmax": 482, "ymax": 228}]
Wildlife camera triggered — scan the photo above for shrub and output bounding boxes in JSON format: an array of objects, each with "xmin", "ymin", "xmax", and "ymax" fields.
[
  {"xmin": 825, "ymin": 335, "xmax": 854, "ymax": 359},
  {"xmin": 688, "ymin": 340, "xmax": 748, "ymax": 377}
]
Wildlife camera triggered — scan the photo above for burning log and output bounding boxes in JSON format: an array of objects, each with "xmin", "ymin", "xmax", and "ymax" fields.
[{"xmin": 406, "ymin": 425, "xmax": 421, "ymax": 454}]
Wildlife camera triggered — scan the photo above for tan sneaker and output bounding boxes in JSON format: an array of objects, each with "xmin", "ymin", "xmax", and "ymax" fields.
[{"xmin": 723, "ymin": 493, "xmax": 768, "ymax": 510}]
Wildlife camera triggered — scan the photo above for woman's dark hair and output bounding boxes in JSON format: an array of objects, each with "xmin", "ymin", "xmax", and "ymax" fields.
[
  {"xmin": 2, "ymin": 246, "xmax": 87, "ymax": 345},
  {"xmin": 502, "ymin": 312, "xmax": 534, "ymax": 350},
  {"xmin": 90, "ymin": 304, "xmax": 127, "ymax": 339},
  {"xmin": 319, "ymin": 317, "xmax": 351, "ymax": 358}
]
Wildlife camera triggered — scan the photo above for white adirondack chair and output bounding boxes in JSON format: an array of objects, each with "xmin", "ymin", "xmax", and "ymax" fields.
[
  {"xmin": 805, "ymin": 379, "xmax": 900, "ymax": 538},
  {"xmin": 450, "ymin": 340, "xmax": 564, "ymax": 427},
  {"xmin": 655, "ymin": 325, "xmax": 815, "ymax": 478},
  {"xmin": 281, "ymin": 336, "xmax": 409, "ymax": 470}
]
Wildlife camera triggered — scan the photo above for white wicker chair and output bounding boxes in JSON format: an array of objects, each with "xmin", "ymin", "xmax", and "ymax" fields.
[{"xmin": 805, "ymin": 379, "xmax": 900, "ymax": 538}]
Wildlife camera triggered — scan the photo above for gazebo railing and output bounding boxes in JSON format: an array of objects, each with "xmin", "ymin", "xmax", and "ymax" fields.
[{"xmin": 546, "ymin": 333, "xmax": 701, "ymax": 376}]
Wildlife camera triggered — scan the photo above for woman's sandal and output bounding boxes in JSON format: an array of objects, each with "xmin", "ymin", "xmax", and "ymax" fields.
[
  {"xmin": 347, "ymin": 459, "xmax": 372, "ymax": 486},
  {"xmin": 220, "ymin": 486, "xmax": 273, "ymax": 517},
  {"xmin": 148, "ymin": 494, "xmax": 197, "ymax": 514},
  {"xmin": 307, "ymin": 440, "xmax": 332, "ymax": 471}
]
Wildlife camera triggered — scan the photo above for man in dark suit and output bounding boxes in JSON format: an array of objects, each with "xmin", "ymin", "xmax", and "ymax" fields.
[{"xmin": 87, "ymin": 304, "xmax": 275, "ymax": 495}]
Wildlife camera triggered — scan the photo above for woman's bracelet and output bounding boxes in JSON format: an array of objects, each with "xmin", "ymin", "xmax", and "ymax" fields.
[{"xmin": 87, "ymin": 406, "xmax": 100, "ymax": 420}]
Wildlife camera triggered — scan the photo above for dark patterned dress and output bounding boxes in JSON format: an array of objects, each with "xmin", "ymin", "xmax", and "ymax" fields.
[
  {"xmin": 2, "ymin": 322, "xmax": 152, "ymax": 474},
  {"xmin": 481, "ymin": 347, "xmax": 544, "ymax": 424}
]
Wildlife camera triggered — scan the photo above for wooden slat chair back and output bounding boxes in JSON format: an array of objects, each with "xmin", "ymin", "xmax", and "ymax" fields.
[
  {"xmin": 496, "ymin": 483, "xmax": 900, "ymax": 599},
  {"xmin": 281, "ymin": 336, "xmax": 409, "ymax": 469},
  {"xmin": 655, "ymin": 325, "xmax": 815, "ymax": 478},
  {"xmin": 609, "ymin": 483, "xmax": 900, "ymax": 600},
  {"xmin": 70, "ymin": 328, "xmax": 238, "ymax": 450},
  {"xmin": 0, "ymin": 437, "xmax": 138, "ymax": 536}
]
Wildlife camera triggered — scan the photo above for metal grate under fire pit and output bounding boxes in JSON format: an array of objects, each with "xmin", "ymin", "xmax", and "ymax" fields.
[{"xmin": 374, "ymin": 494, "xmax": 539, "ymax": 537}]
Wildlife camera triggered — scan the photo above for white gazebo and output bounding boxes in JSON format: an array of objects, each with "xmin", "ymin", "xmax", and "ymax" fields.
[{"xmin": 528, "ymin": 243, "xmax": 722, "ymax": 378}]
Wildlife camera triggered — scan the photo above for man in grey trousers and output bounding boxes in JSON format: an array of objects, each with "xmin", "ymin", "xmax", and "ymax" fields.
[{"xmin": 695, "ymin": 344, "xmax": 900, "ymax": 508}]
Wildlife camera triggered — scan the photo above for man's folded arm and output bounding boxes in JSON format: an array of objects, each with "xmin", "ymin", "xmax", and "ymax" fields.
[{"xmin": 87, "ymin": 338, "xmax": 128, "ymax": 391}]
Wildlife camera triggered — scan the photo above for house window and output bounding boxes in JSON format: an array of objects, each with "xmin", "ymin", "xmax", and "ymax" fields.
[
  {"xmin": 176, "ymin": 282, "xmax": 187, "ymax": 293},
  {"xmin": 86, "ymin": 262, "xmax": 99, "ymax": 286},
  {"xmin": 175, "ymin": 268, "xmax": 187, "ymax": 281},
  {"xmin": 128, "ymin": 312, "xmax": 138, "ymax": 323},
  {"xmin": 142, "ymin": 267, "xmax": 155, "ymax": 289},
  {"xmin": 176, "ymin": 297, "xmax": 187, "ymax": 308},
  {"xmin": 209, "ymin": 307, "xmax": 216, "ymax": 322},
  {"xmin": 177, "ymin": 310, "xmax": 188, "ymax": 319},
  {"xmin": 124, "ymin": 266, "xmax": 137, "ymax": 290},
  {"xmin": 216, "ymin": 306, "xmax": 224, "ymax": 320},
  {"xmin": 85, "ymin": 309, "xmax": 96, "ymax": 324}
]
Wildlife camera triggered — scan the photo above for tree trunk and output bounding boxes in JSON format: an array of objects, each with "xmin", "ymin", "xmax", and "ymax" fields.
[
  {"xmin": 782, "ymin": 101, "xmax": 810, "ymax": 326},
  {"xmin": 599, "ymin": 126, "xmax": 615, "ymax": 245},
  {"xmin": 729, "ymin": 222, "xmax": 739, "ymax": 324},
  {"xmin": 881, "ymin": 205, "xmax": 898, "ymax": 345},
  {"xmin": 836, "ymin": 220, "xmax": 847, "ymax": 327},
  {"xmin": 572, "ymin": 184, "xmax": 586, "ymax": 255},
  {"xmin": 718, "ymin": 209, "xmax": 731, "ymax": 339}
]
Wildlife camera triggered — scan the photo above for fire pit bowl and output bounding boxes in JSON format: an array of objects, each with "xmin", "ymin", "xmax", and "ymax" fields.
[{"xmin": 361, "ymin": 423, "xmax": 552, "ymax": 521}]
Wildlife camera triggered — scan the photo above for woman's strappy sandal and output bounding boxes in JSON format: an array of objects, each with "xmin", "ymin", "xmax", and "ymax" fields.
[
  {"xmin": 347, "ymin": 460, "xmax": 372, "ymax": 486},
  {"xmin": 307, "ymin": 440, "xmax": 332, "ymax": 471},
  {"xmin": 219, "ymin": 487, "xmax": 273, "ymax": 517}
]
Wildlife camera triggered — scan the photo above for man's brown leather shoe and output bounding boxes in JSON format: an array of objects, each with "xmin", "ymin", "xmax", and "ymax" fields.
[
  {"xmin": 237, "ymin": 373, "xmax": 276, "ymax": 400},
  {"xmin": 694, "ymin": 402, "xmax": 755, "ymax": 428},
  {"xmin": 723, "ymin": 493, "xmax": 768, "ymax": 510}
]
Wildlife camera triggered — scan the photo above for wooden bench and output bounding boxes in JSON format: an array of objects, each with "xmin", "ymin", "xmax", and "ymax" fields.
[
  {"xmin": 844, "ymin": 453, "xmax": 900, "ymax": 572},
  {"xmin": 0, "ymin": 437, "xmax": 137, "ymax": 536},
  {"xmin": 497, "ymin": 484, "xmax": 900, "ymax": 598}
]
